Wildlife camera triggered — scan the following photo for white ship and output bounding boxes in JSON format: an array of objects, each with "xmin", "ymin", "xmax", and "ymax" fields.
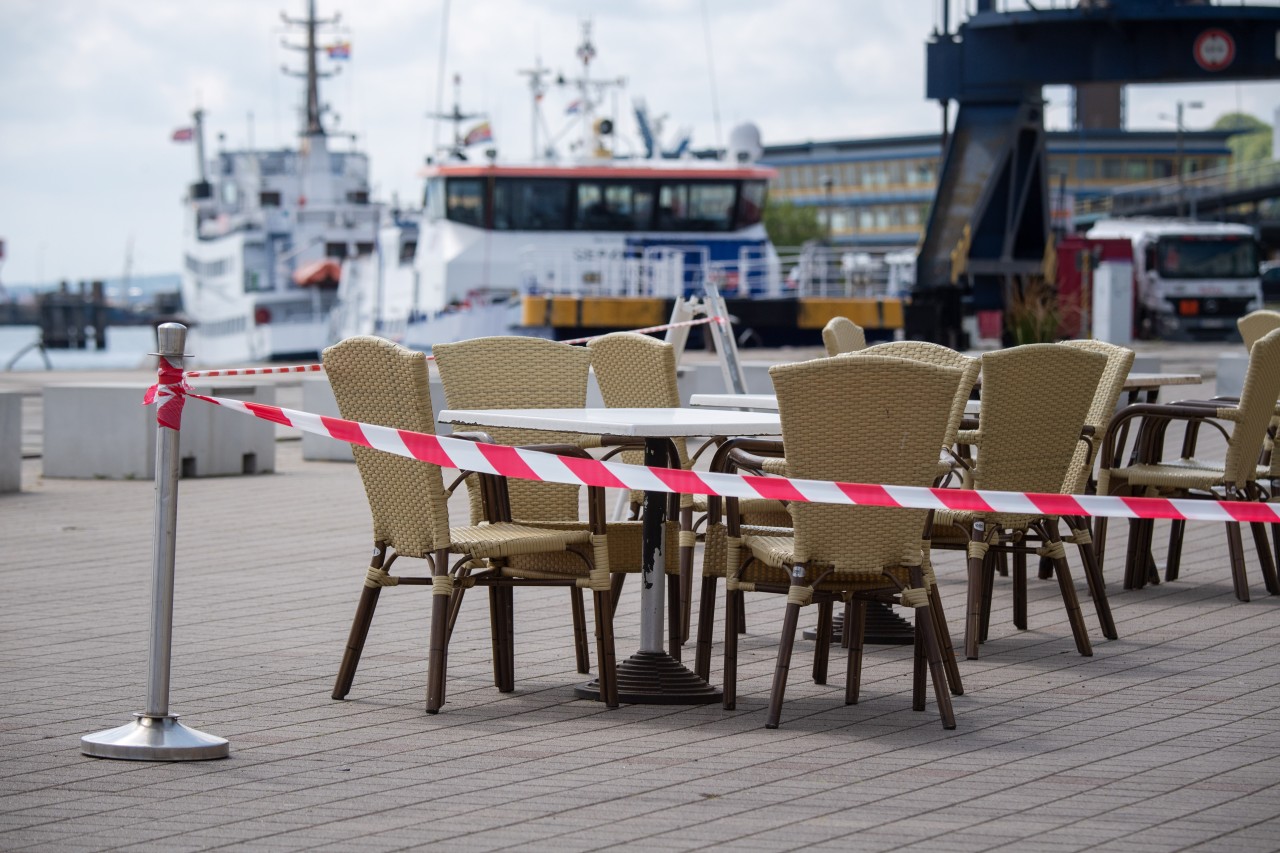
[
  {"xmin": 328, "ymin": 22, "xmax": 781, "ymax": 353},
  {"xmin": 179, "ymin": 1, "xmax": 377, "ymax": 365}
]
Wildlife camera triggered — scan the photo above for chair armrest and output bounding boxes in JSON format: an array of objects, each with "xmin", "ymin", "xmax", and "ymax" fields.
[
  {"xmin": 704, "ymin": 437, "xmax": 785, "ymax": 522},
  {"xmin": 1100, "ymin": 402, "xmax": 1235, "ymax": 470}
]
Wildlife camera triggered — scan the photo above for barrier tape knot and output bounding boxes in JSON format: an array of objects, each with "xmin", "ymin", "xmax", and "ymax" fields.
[{"xmin": 143, "ymin": 356, "xmax": 191, "ymax": 431}]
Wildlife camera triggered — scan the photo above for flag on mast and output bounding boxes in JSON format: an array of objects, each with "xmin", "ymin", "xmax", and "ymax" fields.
[
  {"xmin": 464, "ymin": 121, "xmax": 493, "ymax": 146},
  {"xmin": 171, "ymin": 127, "xmax": 194, "ymax": 142},
  {"xmin": 326, "ymin": 41, "xmax": 351, "ymax": 59}
]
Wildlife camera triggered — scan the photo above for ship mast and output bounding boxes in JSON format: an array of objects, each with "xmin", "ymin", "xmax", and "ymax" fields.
[
  {"xmin": 426, "ymin": 75, "xmax": 486, "ymax": 161},
  {"xmin": 281, "ymin": 0, "xmax": 340, "ymax": 138}
]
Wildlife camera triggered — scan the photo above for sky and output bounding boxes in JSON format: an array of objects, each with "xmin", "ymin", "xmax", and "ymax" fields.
[{"xmin": 2, "ymin": 0, "xmax": 1279, "ymax": 287}]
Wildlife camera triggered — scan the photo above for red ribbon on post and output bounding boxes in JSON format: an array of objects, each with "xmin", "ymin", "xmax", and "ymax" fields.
[{"xmin": 142, "ymin": 356, "xmax": 191, "ymax": 430}]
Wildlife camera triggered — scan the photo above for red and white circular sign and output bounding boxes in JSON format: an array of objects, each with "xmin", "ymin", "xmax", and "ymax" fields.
[{"xmin": 1194, "ymin": 28, "xmax": 1235, "ymax": 72}]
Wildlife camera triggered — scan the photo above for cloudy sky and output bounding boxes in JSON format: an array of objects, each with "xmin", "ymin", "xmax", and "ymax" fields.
[{"xmin": 2, "ymin": 0, "xmax": 1278, "ymax": 287}]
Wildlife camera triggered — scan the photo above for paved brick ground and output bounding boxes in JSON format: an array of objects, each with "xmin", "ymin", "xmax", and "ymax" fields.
[{"xmin": 2, "ymin": 344, "xmax": 1278, "ymax": 851}]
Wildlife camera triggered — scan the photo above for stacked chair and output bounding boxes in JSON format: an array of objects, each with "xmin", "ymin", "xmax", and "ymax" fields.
[{"xmin": 323, "ymin": 336, "xmax": 618, "ymax": 712}]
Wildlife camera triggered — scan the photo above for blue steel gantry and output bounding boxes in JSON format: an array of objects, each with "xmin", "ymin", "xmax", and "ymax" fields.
[{"xmin": 914, "ymin": 0, "xmax": 1280, "ymax": 346}]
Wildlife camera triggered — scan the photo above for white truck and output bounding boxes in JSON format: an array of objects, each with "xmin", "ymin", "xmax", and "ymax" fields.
[{"xmin": 1086, "ymin": 218, "xmax": 1262, "ymax": 338}]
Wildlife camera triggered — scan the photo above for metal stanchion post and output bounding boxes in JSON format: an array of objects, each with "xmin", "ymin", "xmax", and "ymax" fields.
[{"xmin": 81, "ymin": 323, "xmax": 229, "ymax": 761}]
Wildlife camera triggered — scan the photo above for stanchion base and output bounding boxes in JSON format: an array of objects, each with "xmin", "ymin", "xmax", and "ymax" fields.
[
  {"xmin": 81, "ymin": 713, "xmax": 229, "ymax": 761},
  {"xmin": 802, "ymin": 601, "xmax": 915, "ymax": 645},
  {"xmin": 575, "ymin": 650, "xmax": 723, "ymax": 705}
]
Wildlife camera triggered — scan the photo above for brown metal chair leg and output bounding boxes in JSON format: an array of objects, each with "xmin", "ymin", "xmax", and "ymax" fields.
[
  {"xmin": 845, "ymin": 599, "xmax": 866, "ymax": 705},
  {"xmin": 426, "ymin": 552, "xmax": 451, "ymax": 714},
  {"xmin": 609, "ymin": 572, "xmax": 625, "ymax": 614},
  {"xmin": 927, "ymin": 584, "xmax": 963, "ymax": 696},
  {"xmin": 332, "ymin": 585, "xmax": 382, "ymax": 700},
  {"xmin": 1226, "ymin": 522, "xmax": 1251, "ymax": 602},
  {"xmin": 736, "ymin": 590, "xmax": 747, "ymax": 634},
  {"xmin": 668, "ymin": 572, "xmax": 682, "ymax": 662},
  {"xmin": 1165, "ymin": 519, "xmax": 1186, "ymax": 581},
  {"xmin": 912, "ymin": 566, "xmax": 956, "ymax": 729},
  {"xmin": 499, "ymin": 586, "xmax": 516, "ymax": 692},
  {"xmin": 1070, "ymin": 522, "xmax": 1118, "ymax": 641},
  {"xmin": 1248, "ymin": 517, "xmax": 1280, "ymax": 595},
  {"xmin": 965, "ymin": 525, "xmax": 986, "ymax": 660},
  {"xmin": 912, "ymin": 603, "xmax": 927, "ymax": 712},
  {"xmin": 979, "ymin": 550, "xmax": 996, "ymax": 644},
  {"xmin": 1046, "ymin": 530, "xmax": 1093, "ymax": 657},
  {"xmin": 488, "ymin": 587, "xmax": 506, "ymax": 690},
  {"xmin": 812, "ymin": 600, "xmax": 832, "ymax": 685},
  {"xmin": 765, "ymin": 596, "xmax": 803, "ymax": 730},
  {"xmin": 723, "ymin": 589, "xmax": 741, "ymax": 710},
  {"xmin": 1012, "ymin": 548, "xmax": 1028, "ymax": 630},
  {"xmin": 694, "ymin": 576, "xmax": 718, "ymax": 682},
  {"xmin": 592, "ymin": 590, "xmax": 619, "ymax": 708},
  {"xmin": 571, "ymin": 588, "xmax": 591, "ymax": 674}
]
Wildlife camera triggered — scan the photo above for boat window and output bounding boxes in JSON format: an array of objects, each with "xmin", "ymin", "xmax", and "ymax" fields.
[
  {"xmin": 738, "ymin": 181, "xmax": 765, "ymax": 226},
  {"xmin": 220, "ymin": 181, "xmax": 240, "ymax": 208},
  {"xmin": 259, "ymin": 190, "xmax": 282, "ymax": 207},
  {"xmin": 494, "ymin": 179, "xmax": 571, "ymax": 230},
  {"xmin": 574, "ymin": 181, "xmax": 655, "ymax": 231},
  {"xmin": 355, "ymin": 242, "xmax": 374, "ymax": 257},
  {"xmin": 423, "ymin": 178, "xmax": 445, "ymax": 221},
  {"xmin": 325, "ymin": 242, "xmax": 349, "ymax": 259},
  {"xmin": 657, "ymin": 182, "xmax": 734, "ymax": 231},
  {"xmin": 399, "ymin": 240, "xmax": 417, "ymax": 264},
  {"xmin": 445, "ymin": 178, "xmax": 485, "ymax": 226}
]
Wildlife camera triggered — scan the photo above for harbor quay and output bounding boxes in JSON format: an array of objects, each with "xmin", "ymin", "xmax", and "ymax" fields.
[{"xmin": 1, "ymin": 342, "xmax": 1278, "ymax": 852}]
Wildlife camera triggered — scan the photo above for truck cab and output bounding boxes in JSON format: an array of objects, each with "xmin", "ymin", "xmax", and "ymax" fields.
[{"xmin": 1086, "ymin": 218, "xmax": 1261, "ymax": 339}]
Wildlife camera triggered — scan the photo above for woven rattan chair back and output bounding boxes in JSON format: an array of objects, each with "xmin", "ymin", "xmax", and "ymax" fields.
[
  {"xmin": 588, "ymin": 332, "xmax": 690, "ymax": 470},
  {"xmin": 972, "ymin": 344, "xmax": 1106, "ymax": 495},
  {"xmin": 1238, "ymin": 309, "xmax": 1280, "ymax": 351},
  {"xmin": 859, "ymin": 340, "xmax": 980, "ymax": 449},
  {"xmin": 770, "ymin": 354, "xmax": 962, "ymax": 574},
  {"xmin": 1059, "ymin": 339, "xmax": 1135, "ymax": 494},
  {"xmin": 1223, "ymin": 327, "xmax": 1280, "ymax": 485},
  {"xmin": 821, "ymin": 316, "xmax": 866, "ymax": 356},
  {"xmin": 323, "ymin": 336, "xmax": 451, "ymax": 558},
  {"xmin": 433, "ymin": 336, "xmax": 591, "ymax": 522}
]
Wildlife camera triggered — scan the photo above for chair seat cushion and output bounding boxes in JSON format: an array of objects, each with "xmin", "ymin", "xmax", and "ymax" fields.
[
  {"xmin": 450, "ymin": 522, "xmax": 593, "ymax": 560},
  {"xmin": 1109, "ymin": 458, "xmax": 1267, "ymax": 492}
]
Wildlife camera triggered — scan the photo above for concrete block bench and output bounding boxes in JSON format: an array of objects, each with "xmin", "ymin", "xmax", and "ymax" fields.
[
  {"xmin": 43, "ymin": 382, "xmax": 276, "ymax": 479},
  {"xmin": 0, "ymin": 391, "xmax": 21, "ymax": 493}
]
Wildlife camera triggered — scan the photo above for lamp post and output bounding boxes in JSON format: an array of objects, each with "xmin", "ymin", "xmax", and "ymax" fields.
[
  {"xmin": 1160, "ymin": 100, "xmax": 1203, "ymax": 218},
  {"xmin": 821, "ymin": 173, "xmax": 834, "ymax": 292}
]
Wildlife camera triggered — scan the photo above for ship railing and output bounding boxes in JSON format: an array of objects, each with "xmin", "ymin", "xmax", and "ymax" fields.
[{"xmin": 775, "ymin": 245, "xmax": 895, "ymax": 298}]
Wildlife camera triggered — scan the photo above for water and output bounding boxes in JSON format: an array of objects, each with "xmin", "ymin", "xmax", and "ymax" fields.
[{"xmin": 0, "ymin": 325, "xmax": 159, "ymax": 371}]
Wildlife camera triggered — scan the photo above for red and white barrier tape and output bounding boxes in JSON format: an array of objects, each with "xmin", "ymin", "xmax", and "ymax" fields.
[
  {"xmin": 180, "ymin": 316, "xmax": 723, "ymax": 379},
  {"xmin": 154, "ymin": 387, "xmax": 1280, "ymax": 525}
]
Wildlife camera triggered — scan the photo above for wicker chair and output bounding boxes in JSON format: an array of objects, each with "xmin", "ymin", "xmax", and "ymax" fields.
[
  {"xmin": 1095, "ymin": 327, "xmax": 1280, "ymax": 602},
  {"xmin": 1238, "ymin": 309, "xmax": 1280, "ymax": 351},
  {"xmin": 692, "ymin": 341, "xmax": 976, "ymax": 680},
  {"xmin": 433, "ymin": 335, "xmax": 683, "ymax": 657},
  {"xmin": 822, "ymin": 316, "xmax": 866, "ymax": 356},
  {"xmin": 929, "ymin": 344, "xmax": 1108, "ymax": 660},
  {"xmin": 718, "ymin": 354, "xmax": 965, "ymax": 729},
  {"xmin": 323, "ymin": 336, "xmax": 617, "ymax": 712}
]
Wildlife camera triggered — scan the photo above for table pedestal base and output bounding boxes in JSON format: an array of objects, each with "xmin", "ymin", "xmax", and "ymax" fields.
[
  {"xmin": 802, "ymin": 602, "xmax": 914, "ymax": 645},
  {"xmin": 575, "ymin": 651, "xmax": 722, "ymax": 705}
]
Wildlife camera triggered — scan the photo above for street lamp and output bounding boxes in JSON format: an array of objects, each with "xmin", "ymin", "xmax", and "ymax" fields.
[{"xmin": 1159, "ymin": 99, "xmax": 1204, "ymax": 218}]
